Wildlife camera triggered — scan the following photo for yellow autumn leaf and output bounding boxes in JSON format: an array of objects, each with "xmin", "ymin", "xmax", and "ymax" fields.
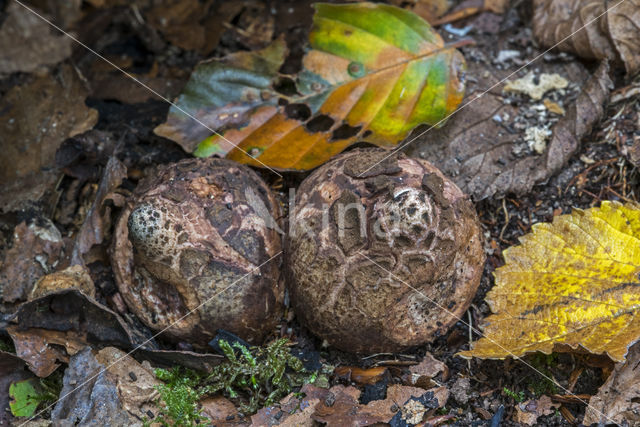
[{"xmin": 459, "ymin": 201, "xmax": 640, "ymax": 362}]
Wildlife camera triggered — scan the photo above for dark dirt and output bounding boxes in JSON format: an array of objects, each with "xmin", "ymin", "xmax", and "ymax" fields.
[{"xmin": 0, "ymin": 0, "xmax": 638, "ymax": 425}]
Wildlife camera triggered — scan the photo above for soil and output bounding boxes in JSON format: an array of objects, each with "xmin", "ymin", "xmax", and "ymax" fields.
[{"xmin": 0, "ymin": 0, "xmax": 638, "ymax": 425}]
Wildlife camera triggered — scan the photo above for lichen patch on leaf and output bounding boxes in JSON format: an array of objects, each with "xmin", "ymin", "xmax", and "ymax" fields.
[{"xmin": 459, "ymin": 201, "xmax": 640, "ymax": 362}]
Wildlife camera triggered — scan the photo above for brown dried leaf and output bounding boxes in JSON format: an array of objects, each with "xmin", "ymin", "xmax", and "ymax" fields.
[
  {"xmin": 415, "ymin": 60, "xmax": 610, "ymax": 200},
  {"xmin": 0, "ymin": 219, "xmax": 65, "ymax": 303},
  {"xmin": 311, "ymin": 385, "xmax": 389, "ymax": 426},
  {"xmin": 6, "ymin": 327, "xmax": 85, "ymax": 377},
  {"xmin": 201, "ymin": 396, "xmax": 242, "ymax": 426},
  {"xmin": 0, "ymin": 64, "xmax": 98, "ymax": 213},
  {"xmin": 584, "ymin": 341, "xmax": 640, "ymax": 425},
  {"xmin": 533, "ymin": 0, "xmax": 640, "ymax": 75},
  {"xmin": 514, "ymin": 396, "xmax": 559, "ymax": 426},
  {"xmin": 0, "ymin": 2, "xmax": 71, "ymax": 74},
  {"xmin": 251, "ymin": 383, "xmax": 333, "ymax": 426},
  {"xmin": 94, "ymin": 347, "xmax": 162, "ymax": 421}
]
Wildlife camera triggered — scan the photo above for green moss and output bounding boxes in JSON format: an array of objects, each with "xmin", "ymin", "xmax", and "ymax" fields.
[
  {"xmin": 151, "ymin": 367, "xmax": 209, "ymax": 427},
  {"xmin": 503, "ymin": 386, "xmax": 526, "ymax": 403},
  {"xmin": 149, "ymin": 338, "xmax": 326, "ymax": 424}
]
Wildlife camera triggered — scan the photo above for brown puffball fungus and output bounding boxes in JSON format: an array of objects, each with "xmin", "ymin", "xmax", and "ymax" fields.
[
  {"xmin": 111, "ymin": 158, "xmax": 283, "ymax": 345},
  {"xmin": 285, "ymin": 149, "xmax": 484, "ymax": 353}
]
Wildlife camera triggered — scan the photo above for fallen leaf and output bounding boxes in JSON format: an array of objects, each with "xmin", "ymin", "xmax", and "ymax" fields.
[
  {"xmin": 416, "ymin": 60, "xmax": 610, "ymax": 200},
  {"xmin": 10, "ymin": 289, "xmax": 136, "ymax": 354},
  {"xmin": 514, "ymin": 396, "xmax": 559, "ymax": 426},
  {"xmin": 7, "ymin": 326, "xmax": 85, "ymax": 377},
  {"xmin": 51, "ymin": 347, "xmax": 132, "ymax": 425},
  {"xmin": 334, "ymin": 366, "xmax": 388, "ymax": 385},
  {"xmin": 251, "ymin": 383, "xmax": 333, "ymax": 426},
  {"xmin": 404, "ymin": 353, "xmax": 448, "ymax": 388},
  {"xmin": 0, "ymin": 2, "xmax": 71, "ymax": 74},
  {"xmin": 30, "ymin": 264, "xmax": 95, "ymax": 300},
  {"xmin": 0, "ymin": 64, "xmax": 98, "ymax": 213},
  {"xmin": 0, "ymin": 219, "xmax": 65, "ymax": 303},
  {"xmin": 9, "ymin": 379, "xmax": 40, "ymax": 418},
  {"xmin": 157, "ymin": 2, "xmax": 466, "ymax": 171},
  {"xmin": 391, "ymin": 0, "xmax": 451, "ymax": 24},
  {"xmin": 311, "ymin": 385, "xmax": 389, "ymax": 425},
  {"xmin": 533, "ymin": 0, "xmax": 640, "ymax": 75},
  {"xmin": 459, "ymin": 201, "xmax": 640, "ymax": 362},
  {"xmin": 70, "ymin": 156, "xmax": 127, "ymax": 266},
  {"xmin": 200, "ymin": 395, "xmax": 242, "ymax": 425},
  {"xmin": 154, "ymin": 36, "xmax": 288, "ymax": 153},
  {"xmin": 584, "ymin": 341, "xmax": 640, "ymax": 425},
  {"xmin": 0, "ymin": 351, "xmax": 32, "ymax": 425},
  {"xmin": 94, "ymin": 347, "xmax": 162, "ymax": 421}
]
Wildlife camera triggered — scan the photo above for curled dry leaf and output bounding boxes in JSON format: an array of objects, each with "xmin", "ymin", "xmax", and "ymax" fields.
[
  {"xmin": 533, "ymin": 0, "xmax": 640, "ymax": 75},
  {"xmin": 156, "ymin": 2, "xmax": 466, "ymax": 171},
  {"xmin": 0, "ymin": 219, "xmax": 65, "ymax": 303},
  {"xmin": 0, "ymin": 2, "xmax": 71, "ymax": 74},
  {"xmin": 416, "ymin": 60, "xmax": 610, "ymax": 200},
  {"xmin": 584, "ymin": 341, "xmax": 640, "ymax": 425},
  {"xmin": 459, "ymin": 201, "xmax": 640, "ymax": 362},
  {"xmin": 6, "ymin": 326, "xmax": 85, "ymax": 377}
]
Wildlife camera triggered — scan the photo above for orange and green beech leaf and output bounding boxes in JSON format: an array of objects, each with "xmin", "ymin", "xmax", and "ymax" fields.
[
  {"xmin": 459, "ymin": 201, "xmax": 640, "ymax": 363},
  {"xmin": 155, "ymin": 2, "xmax": 466, "ymax": 171}
]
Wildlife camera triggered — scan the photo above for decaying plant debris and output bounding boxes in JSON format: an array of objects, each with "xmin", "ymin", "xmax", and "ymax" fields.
[{"xmin": 1, "ymin": 0, "xmax": 640, "ymax": 425}]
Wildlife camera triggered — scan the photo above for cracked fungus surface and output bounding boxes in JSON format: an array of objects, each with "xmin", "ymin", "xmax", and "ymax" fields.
[
  {"xmin": 112, "ymin": 157, "xmax": 283, "ymax": 344},
  {"xmin": 285, "ymin": 149, "xmax": 485, "ymax": 353}
]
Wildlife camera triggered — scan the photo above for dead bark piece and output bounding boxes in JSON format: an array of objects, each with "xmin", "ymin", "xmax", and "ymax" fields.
[
  {"xmin": 0, "ymin": 219, "xmax": 65, "ymax": 303},
  {"xmin": 416, "ymin": 60, "xmax": 610, "ymax": 200},
  {"xmin": 584, "ymin": 341, "xmax": 640, "ymax": 425},
  {"xmin": 533, "ymin": 0, "xmax": 640, "ymax": 75},
  {"xmin": 0, "ymin": 2, "xmax": 71, "ymax": 74},
  {"xmin": 51, "ymin": 347, "xmax": 132, "ymax": 426}
]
